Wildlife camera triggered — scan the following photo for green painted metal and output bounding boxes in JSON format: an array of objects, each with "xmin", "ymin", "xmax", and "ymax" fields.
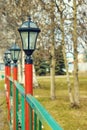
[
  {"xmin": 7, "ymin": 76, "xmax": 63, "ymax": 130},
  {"xmin": 39, "ymin": 120, "xmax": 42, "ymax": 130},
  {"xmin": 34, "ymin": 112, "xmax": 37, "ymax": 130},
  {"xmin": 26, "ymin": 95, "xmax": 62, "ymax": 130},
  {"xmin": 1, "ymin": 74, "xmax": 4, "ymax": 79},
  {"xmin": 29, "ymin": 106, "xmax": 32, "ymax": 130},
  {"xmin": 8, "ymin": 76, "xmax": 13, "ymax": 82},
  {"xmin": 16, "ymin": 88, "xmax": 18, "ymax": 130},
  {"xmin": 14, "ymin": 81, "xmax": 25, "ymax": 96},
  {"xmin": 10, "ymin": 81, "xmax": 13, "ymax": 97},
  {"xmin": 10, "ymin": 81, "xmax": 13, "ymax": 127},
  {"xmin": 21, "ymin": 96, "xmax": 25, "ymax": 130}
]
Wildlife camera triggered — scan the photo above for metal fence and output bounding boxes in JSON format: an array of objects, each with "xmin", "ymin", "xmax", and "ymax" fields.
[{"xmin": 6, "ymin": 76, "xmax": 62, "ymax": 130}]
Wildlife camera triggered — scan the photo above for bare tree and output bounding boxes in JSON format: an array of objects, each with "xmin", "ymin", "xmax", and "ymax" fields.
[
  {"xmin": 72, "ymin": 0, "xmax": 80, "ymax": 107},
  {"xmin": 50, "ymin": 2, "xmax": 56, "ymax": 100},
  {"xmin": 55, "ymin": 0, "xmax": 74, "ymax": 106}
]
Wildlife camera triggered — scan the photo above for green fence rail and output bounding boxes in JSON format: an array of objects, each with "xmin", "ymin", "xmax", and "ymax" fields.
[{"xmin": 7, "ymin": 76, "xmax": 62, "ymax": 130}]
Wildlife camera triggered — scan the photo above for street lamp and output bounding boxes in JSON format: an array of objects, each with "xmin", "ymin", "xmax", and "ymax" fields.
[
  {"xmin": 3, "ymin": 54, "xmax": 7, "ymax": 65},
  {"xmin": 10, "ymin": 43, "xmax": 21, "ymax": 64},
  {"xmin": 18, "ymin": 16, "xmax": 40, "ymax": 57},
  {"xmin": 4, "ymin": 50, "xmax": 11, "ymax": 65},
  {"xmin": 18, "ymin": 16, "xmax": 40, "ymax": 130},
  {"xmin": 10, "ymin": 43, "xmax": 21, "ymax": 130}
]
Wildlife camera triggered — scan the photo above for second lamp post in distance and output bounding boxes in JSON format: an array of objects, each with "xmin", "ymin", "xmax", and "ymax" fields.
[{"xmin": 10, "ymin": 43, "xmax": 21, "ymax": 130}]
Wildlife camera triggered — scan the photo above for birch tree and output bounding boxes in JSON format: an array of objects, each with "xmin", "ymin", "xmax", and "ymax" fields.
[
  {"xmin": 50, "ymin": 2, "xmax": 56, "ymax": 100},
  {"xmin": 72, "ymin": 0, "xmax": 80, "ymax": 107},
  {"xmin": 31, "ymin": 0, "xmax": 56, "ymax": 99},
  {"xmin": 55, "ymin": 0, "xmax": 74, "ymax": 106},
  {"xmin": 55, "ymin": 0, "xmax": 86, "ymax": 107}
]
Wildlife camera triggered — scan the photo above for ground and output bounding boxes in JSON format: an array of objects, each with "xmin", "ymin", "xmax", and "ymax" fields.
[
  {"xmin": 0, "ymin": 81, "xmax": 9, "ymax": 130},
  {"xmin": 34, "ymin": 75, "xmax": 87, "ymax": 130},
  {"xmin": 0, "ymin": 74, "xmax": 87, "ymax": 130}
]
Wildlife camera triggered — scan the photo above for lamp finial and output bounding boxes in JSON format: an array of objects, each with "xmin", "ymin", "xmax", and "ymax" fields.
[{"xmin": 28, "ymin": 15, "xmax": 31, "ymax": 21}]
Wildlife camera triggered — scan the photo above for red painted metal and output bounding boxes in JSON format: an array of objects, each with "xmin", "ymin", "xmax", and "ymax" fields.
[
  {"xmin": 13, "ymin": 66, "xmax": 18, "ymax": 130},
  {"xmin": 7, "ymin": 66, "xmax": 11, "ymax": 121},
  {"xmin": 25, "ymin": 63, "xmax": 33, "ymax": 130},
  {"xmin": 5, "ymin": 66, "xmax": 9, "ymax": 117}
]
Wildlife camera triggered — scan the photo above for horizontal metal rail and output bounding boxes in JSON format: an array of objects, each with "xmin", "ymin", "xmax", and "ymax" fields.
[
  {"xmin": 7, "ymin": 76, "xmax": 63, "ymax": 130},
  {"xmin": 26, "ymin": 95, "xmax": 62, "ymax": 130}
]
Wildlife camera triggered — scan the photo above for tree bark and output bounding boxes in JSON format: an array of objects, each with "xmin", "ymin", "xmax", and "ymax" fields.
[
  {"xmin": 33, "ymin": 65, "xmax": 39, "ymax": 88},
  {"xmin": 73, "ymin": 0, "xmax": 80, "ymax": 107},
  {"xmin": 50, "ymin": 3, "xmax": 56, "ymax": 100},
  {"xmin": 50, "ymin": 43, "xmax": 56, "ymax": 100},
  {"xmin": 60, "ymin": 14, "xmax": 74, "ymax": 106},
  {"xmin": 18, "ymin": 50, "xmax": 25, "ymax": 85}
]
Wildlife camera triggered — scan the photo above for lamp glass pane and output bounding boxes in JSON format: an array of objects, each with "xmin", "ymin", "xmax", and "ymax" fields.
[
  {"xmin": 21, "ymin": 32, "xmax": 28, "ymax": 50},
  {"xmin": 11, "ymin": 50, "xmax": 19, "ymax": 60},
  {"xmin": 11, "ymin": 50, "xmax": 15, "ymax": 60},
  {"xmin": 30, "ymin": 22, "xmax": 37, "ymax": 28},
  {"xmin": 21, "ymin": 22, "xmax": 28, "ymax": 28},
  {"xmin": 21, "ymin": 21, "xmax": 37, "ymax": 28},
  {"xmin": 15, "ymin": 51, "xmax": 19, "ymax": 60},
  {"xmin": 29, "ymin": 32, "xmax": 38, "ymax": 49},
  {"xmin": 7, "ymin": 53, "xmax": 11, "ymax": 60}
]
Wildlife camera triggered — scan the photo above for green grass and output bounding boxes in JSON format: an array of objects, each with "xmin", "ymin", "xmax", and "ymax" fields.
[
  {"xmin": 34, "ymin": 75, "xmax": 87, "ymax": 130},
  {"xmin": 0, "ymin": 75, "xmax": 87, "ymax": 130},
  {"xmin": 0, "ymin": 80, "xmax": 9, "ymax": 130}
]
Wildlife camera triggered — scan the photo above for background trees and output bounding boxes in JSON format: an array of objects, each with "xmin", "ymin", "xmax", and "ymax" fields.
[
  {"xmin": 0, "ymin": 0, "xmax": 87, "ymax": 107},
  {"xmin": 33, "ymin": 45, "xmax": 65, "ymax": 76}
]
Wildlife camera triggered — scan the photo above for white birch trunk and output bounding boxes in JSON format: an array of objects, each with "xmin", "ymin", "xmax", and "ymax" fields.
[
  {"xmin": 73, "ymin": 0, "xmax": 80, "ymax": 107},
  {"xmin": 60, "ymin": 16, "xmax": 74, "ymax": 106},
  {"xmin": 33, "ymin": 65, "xmax": 39, "ymax": 88},
  {"xmin": 50, "ymin": 43, "xmax": 56, "ymax": 100},
  {"xmin": 18, "ymin": 50, "xmax": 25, "ymax": 85},
  {"xmin": 50, "ymin": 3, "xmax": 56, "ymax": 100}
]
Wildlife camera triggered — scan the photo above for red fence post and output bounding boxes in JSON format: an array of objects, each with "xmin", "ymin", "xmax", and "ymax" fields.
[
  {"xmin": 5, "ymin": 65, "xmax": 9, "ymax": 117},
  {"xmin": 13, "ymin": 64, "xmax": 18, "ymax": 130},
  {"xmin": 4, "ymin": 50, "xmax": 11, "ymax": 122},
  {"xmin": 25, "ymin": 56, "xmax": 33, "ymax": 130},
  {"xmin": 6, "ymin": 64, "xmax": 11, "ymax": 121}
]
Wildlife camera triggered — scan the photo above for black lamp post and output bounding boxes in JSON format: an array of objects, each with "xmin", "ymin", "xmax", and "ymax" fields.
[
  {"xmin": 18, "ymin": 16, "xmax": 40, "ymax": 58},
  {"xmin": 3, "ymin": 54, "xmax": 7, "ymax": 66},
  {"xmin": 10, "ymin": 43, "xmax": 21, "ymax": 130},
  {"xmin": 18, "ymin": 16, "xmax": 40, "ymax": 130},
  {"xmin": 10, "ymin": 43, "xmax": 21, "ymax": 64},
  {"xmin": 4, "ymin": 50, "xmax": 11, "ymax": 66}
]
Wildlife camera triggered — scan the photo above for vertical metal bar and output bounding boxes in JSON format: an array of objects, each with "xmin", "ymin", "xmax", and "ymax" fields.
[
  {"xmin": 39, "ymin": 120, "xmax": 42, "ymax": 130},
  {"xmin": 13, "ymin": 65, "xmax": 18, "ymax": 130},
  {"xmin": 34, "ymin": 112, "xmax": 37, "ymax": 130},
  {"xmin": 25, "ymin": 57, "xmax": 33, "ymax": 130},
  {"xmin": 21, "ymin": 96, "xmax": 25, "ymax": 130},
  {"xmin": 10, "ymin": 81, "xmax": 13, "ymax": 97},
  {"xmin": 25, "ymin": 101, "xmax": 29, "ymax": 130},
  {"xmin": 16, "ymin": 88, "xmax": 18, "ymax": 130},
  {"xmin": 5, "ymin": 66, "xmax": 9, "ymax": 116},
  {"xmin": 7, "ymin": 65, "xmax": 11, "ymax": 121},
  {"xmin": 10, "ymin": 81, "xmax": 13, "ymax": 125},
  {"xmin": 13, "ymin": 81, "xmax": 16, "ymax": 130},
  {"xmin": 5, "ymin": 66, "xmax": 8, "ymax": 107},
  {"xmin": 29, "ymin": 106, "xmax": 32, "ymax": 130}
]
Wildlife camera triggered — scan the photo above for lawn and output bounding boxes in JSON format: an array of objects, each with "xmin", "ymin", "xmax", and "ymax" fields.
[
  {"xmin": 0, "ymin": 80, "xmax": 9, "ymax": 130},
  {"xmin": 0, "ymin": 75, "xmax": 87, "ymax": 130},
  {"xmin": 33, "ymin": 75, "xmax": 87, "ymax": 130}
]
